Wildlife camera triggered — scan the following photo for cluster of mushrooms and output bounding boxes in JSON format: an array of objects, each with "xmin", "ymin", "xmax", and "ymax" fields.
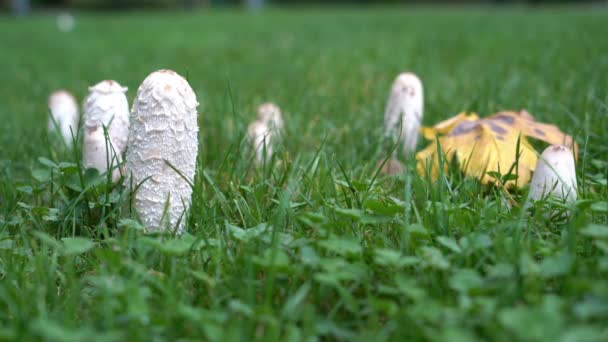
[
  {"xmin": 47, "ymin": 69, "xmax": 578, "ymax": 234},
  {"xmin": 382, "ymin": 73, "xmax": 577, "ymax": 213},
  {"xmin": 49, "ymin": 70, "xmax": 199, "ymax": 234}
]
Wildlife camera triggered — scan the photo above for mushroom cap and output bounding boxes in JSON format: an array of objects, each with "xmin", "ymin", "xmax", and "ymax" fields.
[
  {"xmin": 256, "ymin": 102, "xmax": 283, "ymax": 131},
  {"xmin": 391, "ymin": 72, "xmax": 423, "ymax": 96},
  {"xmin": 83, "ymin": 79, "xmax": 130, "ymax": 155},
  {"xmin": 48, "ymin": 90, "xmax": 79, "ymax": 145},
  {"xmin": 388, "ymin": 72, "xmax": 424, "ymax": 115},
  {"xmin": 88, "ymin": 80, "xmax": 128, "ymax": 94},
  {"xmin": 49, "ymin": 90, "xmax": 77, "ymax": 108},
  {"xmin": 528, "ymin": 144, "xmax": 577, "ymax": 203},
  {"xmin": 384, "ymin": 72, "xmax": 424, "ymax": 156},
  {"xmin": 131, "ymin": 70, "xmax": 199, "ymax": 116},
  {"xmin": 127, "ymin": 69, "xmax": 199, "ymax": 234}
]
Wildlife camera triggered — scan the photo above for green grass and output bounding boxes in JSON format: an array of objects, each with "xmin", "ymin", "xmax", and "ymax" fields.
[{"xmin": 1, "ymin": 6, "xmax": 608, "ymax": 341}]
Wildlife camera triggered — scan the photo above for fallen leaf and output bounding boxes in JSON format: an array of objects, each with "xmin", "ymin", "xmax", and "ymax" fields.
[
  {"xmin": 421, "ymin": 112, "xmax": 479, "ymax": 140},
  {"xmin": 416, "ymin": 110, "xmax": 577, "ymax": 188},
  {"xmin": 490, "ymin": 110, "xmax": 578, "ymax": 156}
]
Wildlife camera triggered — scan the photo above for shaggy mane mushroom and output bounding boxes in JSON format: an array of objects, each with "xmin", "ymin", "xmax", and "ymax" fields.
[
  {"xmin": 48, "ymin": 90, "xmax": 79, "ymax": 146},
  {"xmin": 384, "ymin": 72, "xmax": 424, "ymax": 157},
  {"xmin": 83, "ymin": 80, "xmax": 130, "ymax": 156},
  {"xmin": 248, "ymin": 102, "xmax": 284, "ymax": 165},
  {"xmin": 528, "ymin": 144, "xmax": 577, "ymax": 205},
  {"xmin": 378, "ymin": 72, "xmax": 423, "ymax": 175},
  {"xmin": 248, "ymin": 119, "xmax": 273, "ymax": 165},
  {"xmin": 126, "ymin": 69, "xmax": 199, "ymax": 234}
]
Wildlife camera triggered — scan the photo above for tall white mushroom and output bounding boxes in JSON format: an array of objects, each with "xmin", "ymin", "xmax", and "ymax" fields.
[
  {"xmin": 83, "ymin": 80, "xmax": 130, "ymax": 156},
  {"xmin": 248, "ymin": 120, "xmax": 273, "ymax": 164},
  {"xmin": 528, "ymin": 144, "xmax": 578, "ymax": 205},
  {"xmin": 126, "ymin": 69, "xmax": 199, "ymax": 234},
  {"xmin": 383, "ymin": 72, "xmax": 424, "ymax": 156},
  {"xmin": 82, "ymin": 124, "xmax": 122, "ymax": 183},
  {"xmin": 48, "ymin": 90, "xmax": 79, "ymax": 146},
  {"xmin": 257, "ymin": 102, "xmax": 284, "ymax": 134}
]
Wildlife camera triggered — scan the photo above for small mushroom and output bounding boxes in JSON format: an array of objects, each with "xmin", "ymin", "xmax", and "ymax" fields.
[
  {"xmin": 248, "ymin": 120, "xmax": 273, "ymax": 164},
  {"xmin": 247, "ymin": 102, "xmax": 283, "ymax": 165},
  {"xmin": 48, "ymin": 90, "xmax": 79, "ymax": 146},
  {"xmin": 82, "ymin": 124, "xmax": 122, "ymax": 183},
  {"xmin": 257, "ymin": 102, "xmax": 284, "ymax": 134},
  {"xmin": 126, "ymin": 69, "xmax": 199, "ymax": 234},
  {"xmin": 383, "ymin": 72, "xmax": 423, "ymax": 156},
  {"xmin": 83, "ymin": 80, "xmax": 130, "ymax": 156},
  {"xmin": 528, "ymin": 144, "xmax": 577, "ymax": 205}
]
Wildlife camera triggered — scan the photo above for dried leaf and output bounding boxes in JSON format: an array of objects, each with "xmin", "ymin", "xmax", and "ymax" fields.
[
  {"xmin": 416, "ymin": 110, "xmax": 577, "ymax": 188},
  {"xmin": 489, "ymin": 110, "xmax": 578, "ymax": 156},
  {"xmin": 421, "ymin": 112, "xmax": 479, "ymax": 140}
]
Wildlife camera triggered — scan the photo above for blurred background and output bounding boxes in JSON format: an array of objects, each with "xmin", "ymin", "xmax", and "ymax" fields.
[{"xmin": 4, "ymin": 0, "xmax": 605, "ymax": 15}]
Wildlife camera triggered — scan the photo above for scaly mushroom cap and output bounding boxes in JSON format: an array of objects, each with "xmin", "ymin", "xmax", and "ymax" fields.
[
  {"xmin": 83, "ymin": 80, "xmax": 130, "ymax": 155},
  {"xmin": 528, "ymin": 144, "xmax": 577, "ymax": 204},
  {"xmin": 48, "ymin": 90, "xmax": 79, "ymax": 146},
  {"xmin": 126, "ymin": 69, "xmax": 199, "ymax": 234},
  {"xmin": 248, "ymin": 120, "xmax": 273, "ymax": 164},
  {"xmin": 257, "ymin": 102, "xmax": 283, "ymax": 133},
  {"xmin": 384, "ymin": 72, "xmax": 424, "ymax": 156},
  {"xmin": 82, "ymin": 124, "xmax": 122, "ymax": 183}
]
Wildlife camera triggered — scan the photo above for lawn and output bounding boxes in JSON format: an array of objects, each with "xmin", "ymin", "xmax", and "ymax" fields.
[{"xmin": 1, "ymin": 6, "xmax": 607, "ymax": 341}]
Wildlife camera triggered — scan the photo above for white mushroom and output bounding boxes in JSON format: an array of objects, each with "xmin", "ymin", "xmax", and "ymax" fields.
[
  {"xmin": 248, "ymin": 120, "xmax": 273, "ymax": 164},
  {"xmin": 83, "ymin": 80, "xmax": 130, "ymax": 156},
  {"xmin": 82, "ymin": 124, "xmax": 122, "ymax": 183},
  {"xmin": 257, "ymin": 102, "xmax": 284, "ymax": 134},
  {"xmin": 126, "ymin": 69, "xmax": 199, "ymax": 234},
  {"xmin": 383, "ymin": 72, "xmax": 423, "ymax": 156},
  {"xmin": 48, "ymin": 90, "xmax": 79, "ymax": 146},
  {"xmin": 528, "ymin": 144, "xmax": 578, "ymax": 205}
]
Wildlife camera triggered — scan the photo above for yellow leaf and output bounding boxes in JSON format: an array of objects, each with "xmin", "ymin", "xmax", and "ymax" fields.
[
  {"xmin": 416, "ymin": 110, "xmax": 577, "ymax": 188},
  {"xmin": 421, "ymin": 112, "xmax": 479, "ymax": 140},
  {"xmin": 489, "ymin": 110, "xmax": 578, "ymax": 157}
]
